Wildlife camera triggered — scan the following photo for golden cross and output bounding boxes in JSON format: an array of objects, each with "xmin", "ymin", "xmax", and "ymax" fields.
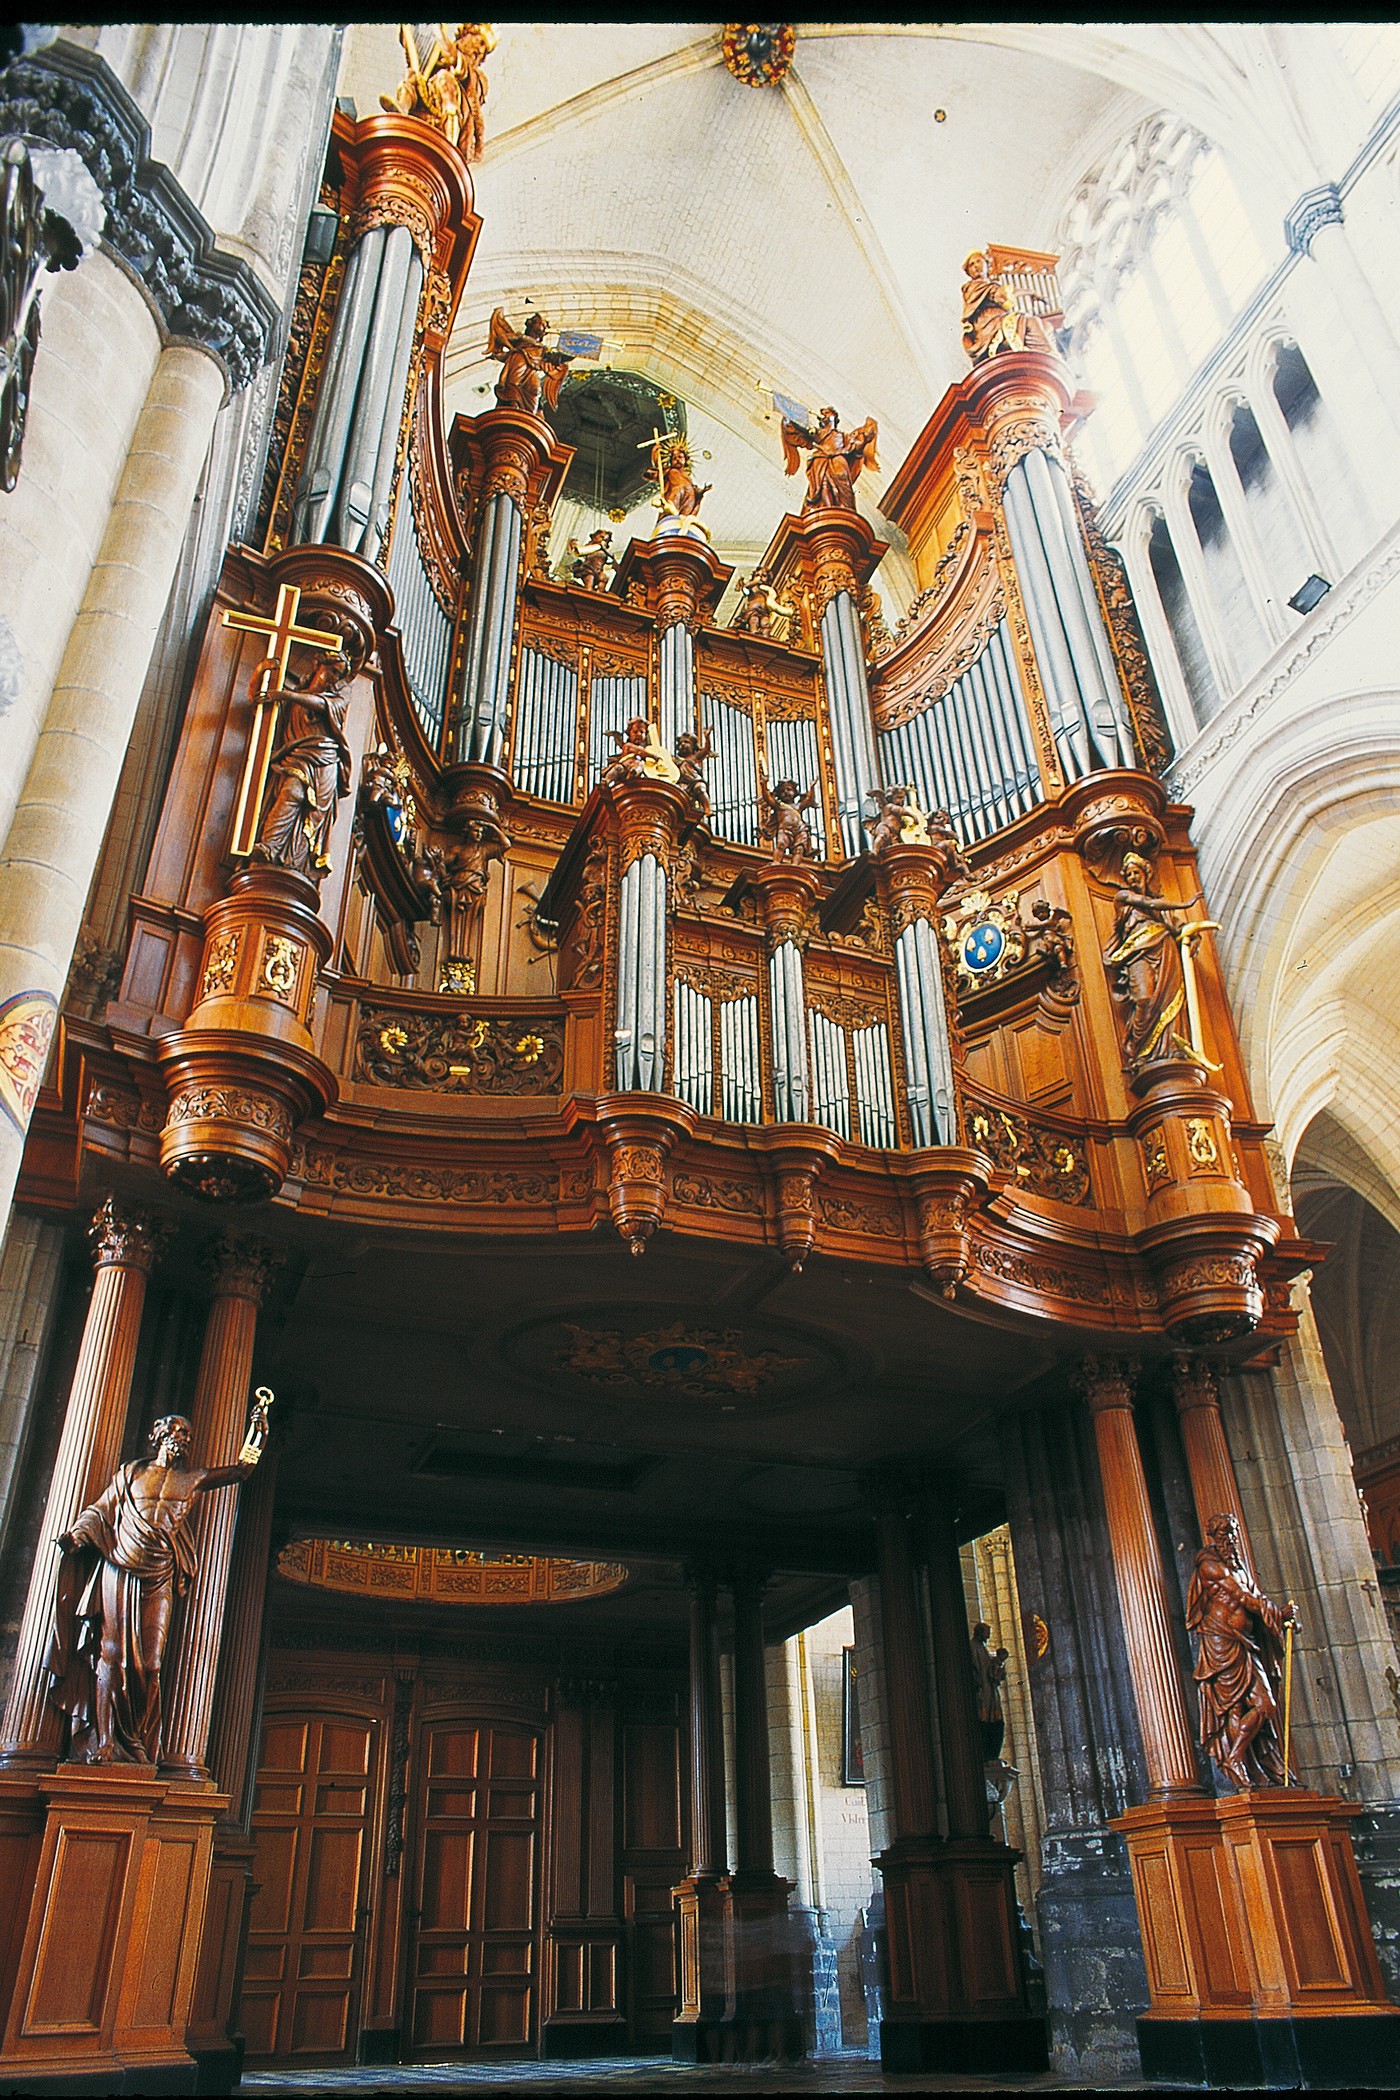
[
  {"xmin": 221, "ymin": 585, "xmax": 347, "ymax": 858},
  {"xmin": 222, "ymin": 583, "xmax": 345, "ymax": 701}
]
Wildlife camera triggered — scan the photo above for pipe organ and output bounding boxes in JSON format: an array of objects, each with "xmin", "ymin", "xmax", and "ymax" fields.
[{"xmin": 45, "ymin": 100, "xmax": 1310, "ymax": 1414}]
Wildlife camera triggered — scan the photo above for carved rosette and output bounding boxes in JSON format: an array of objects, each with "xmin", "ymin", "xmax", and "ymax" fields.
[
  {"xmin": 157, "ymin": 866, "xmax": 337, "ymax": 1203},
  {"xmin": 749, "ymin": 862, "xmax": 823, "ymax": 955},
  {"xmin": 612, "ymin": 535, "xmax": 732, "ymax": 633},
  {"xmin": 450, "ymin": 406, "xmax": 571, "ymax": 529}
]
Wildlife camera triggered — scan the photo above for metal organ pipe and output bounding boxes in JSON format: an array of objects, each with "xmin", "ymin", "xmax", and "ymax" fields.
[
  {"xmin": 659, "ymin": 623, "xmax": 694, "ymax": 754},
  {"xmin": 455, "ymin": 492, "xmax": 523, "ymax": 766},
  {"xmin": 1022, "ymin": 446, "xmax": 1135, "ymax": 770},
  {"xmin": 819, "ymin": 592, "xmax": 878, "ymax": 857},
  {"xmin": 386, "ymin": 491, "xmax": 452, "ymax": 745},
  {"xmin": 615, "ymin": 854, "xmax": 667, "ymax": 1093},
  {"xmin": 893, "ymin": 919, "xmax": 954, "ymax": 1147},
  {"xmin": 876, "ymin": 619, "xmax": 1042, "ymax": 848},
  {"xmin": 335, "ymin": 226, "xmax": 421, "ymax": 556},
  {"xmin": 513, "ymin": 650, "xmax": 579, "ymax": 802},
  {"xmin": 293, "ymin": 226, "xmax": 385, "ymax": 547}
]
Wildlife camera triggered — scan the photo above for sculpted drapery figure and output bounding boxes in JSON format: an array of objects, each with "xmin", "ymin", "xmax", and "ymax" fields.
[
  {"xmin": 47, "ymin": 1396, "xmax": 271, "ymax": 1764},
  {"xmin": 253, "ymin": 645, "xmax": 357, "ymax": 881},
  {"xmin": 970, "ymin": 1621, "xmax": 1011, "ymax": 1759},
  {"xmin": 380, "ymin": 23, "xmax": 495, "ymax": 161},
  {"xmin": 1102, "ymin": 849, "xmax": 1209, "ymax": 1070},
  {"xmin": 780, "ymin": 404, "xmax": 879, "ymax": 512},
  {"xmin": 1187, "ymin": 1511, "xmax": 1294, "ymax": 1789},
  {"xmin": 486, "ymin": 309, "xmax": 572, "ymax": 416},
  {"xmin": 960, "ymin": 249, "xmax": 1026, "ymax": 363}
]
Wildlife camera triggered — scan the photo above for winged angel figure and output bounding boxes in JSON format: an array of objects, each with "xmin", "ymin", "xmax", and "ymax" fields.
[
  {"xmin": 780, "ymin": 404, "xmax": 879, "ymax": 513},
  {"xmin": 486, "ymin": 308, "xmax": 573, "ymax": 416}
]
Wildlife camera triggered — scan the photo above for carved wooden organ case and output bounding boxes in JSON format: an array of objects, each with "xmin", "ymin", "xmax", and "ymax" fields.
[{"xmin": 28, "ymin": 109, "xmax": 1313, "ymax": 1365}]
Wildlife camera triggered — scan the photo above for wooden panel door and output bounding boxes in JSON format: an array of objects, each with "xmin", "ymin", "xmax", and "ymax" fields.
[
  {"xmin": 407, "ymin": 1718, "xmax": 541, "ymax": 2057},
  {"xmin": 242, "ymin": 1711, "xmax": 379, "ymax": 2064}
]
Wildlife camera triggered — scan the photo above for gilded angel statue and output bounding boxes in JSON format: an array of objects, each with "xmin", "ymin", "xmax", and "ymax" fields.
[
  {"xmin": 780, "ymin": 404, "xmax": 879, "ymax": 513},
  {"xmin": 380, "ymin": 24, "xmax": 496, "ymax": 162}
]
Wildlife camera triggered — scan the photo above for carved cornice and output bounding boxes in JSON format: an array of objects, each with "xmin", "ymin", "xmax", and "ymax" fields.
[{"xmin": 0, "ymin": 40, "xmax": 279, "ymax": 391}]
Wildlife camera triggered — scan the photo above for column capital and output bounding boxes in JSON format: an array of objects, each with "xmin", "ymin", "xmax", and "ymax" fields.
[
  {"xmin": 1075, "ymin": 1353, "xmax": 1137, "ymax": 1416},
  {"xmin": 199, "ymin": 1232, "xmax": 284, "ymax": 1306},
  {"xmin": 1170, "ymin": 1352, "xmax": 1221, "ymax": 1415},
  {"xmin": 88, "ymin": 1195, "xmax": 167, "ymax": 1274}
]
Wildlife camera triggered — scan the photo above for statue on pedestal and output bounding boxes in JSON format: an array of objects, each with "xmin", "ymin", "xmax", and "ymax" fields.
[
  {"xmin": 971, "ymin": 1620, "xmax": 1010, "ymax": 1759},
  {"xmin": 645, "ymin": 433, "xmax": 711, "ymax": 541},
  {"xmin": 1187, "ymin": 1511, "xmax": 1294, "ymax": 1789},
  {"xmin": 961, "ymin": 250, "xmax": 1027, "ymax": 364},
  {"xmin": 1103, "ymin": 849, "xmax": 1218, "ymax": 1072},
  {"xmin": 486, "ymin": 309, "xmax": 573, "ymax": 416},
  {"xmin": 780, "ymin": 404, "xmax": 879, "ymax": 512},
  {"xmin": 601, "ymin": 716, "xmax": 680, "ymax": 787},
  {"xmin": 732, "ymin": 569, "xmax": 795, "ymax": 640},
  {"xmin": 567, "ymin": 527, "xmax": 614, "ymax": 592},
  {"xmin": 381, "ymin": 23, "xmax": 496, "ymax": 161},
  {"xmin": 46, "ymin": 1394, "xmax": 272, "ymax": 1765},
  {"xmin": 674, "ymin": 727, "xmax": 713, "ymax": 821},
  {"xmin": 252, "ymin": 646, "xmax": 358, "ymax": 881},
  {"xmin": 865, "ymin": 782, "xmax": 932, "ymax": 856}
]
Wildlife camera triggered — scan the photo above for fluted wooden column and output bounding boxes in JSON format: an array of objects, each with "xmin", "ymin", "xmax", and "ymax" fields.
[
  {"xmin": 873, "ymin": 1496, "xmax": 939, "ymax": 1841},
  {"xmin": 1170, "ymin": 1354, "xmax": 1254, "ymax": 1577},
  {"xmin": 161, "ymin": 1235, "xmax": 282, "ymax": 1782},
  {"xmin": 919, "ymin": 1490, "xmax": 989, "ymax": 1840},
  {"xmin": 1079, "ymin": 1356, "xmax": 1200, "ymax": 1798},
  {"xmin": 686, "ymin": 1566, "xmax": 728, "ymax": 1877},
  {"xmin": 205, "ymin": 1450, "xmax": 278, "ymax": 1824},
  {"xmin": 0, "ymin": 1198, "xmax": 164, "ymax": 1768},
  {"xmin": 730, "ymin": 1569, "xmax": 774, "ymax": 1875}
]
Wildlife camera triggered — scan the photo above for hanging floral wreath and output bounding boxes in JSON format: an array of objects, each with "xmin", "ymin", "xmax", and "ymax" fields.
[{"xmin": 721, "ymin": 23, "xmax": 796, "ymax": 88}]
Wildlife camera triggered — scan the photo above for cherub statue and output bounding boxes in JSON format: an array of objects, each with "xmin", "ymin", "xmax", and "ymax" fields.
[
  {"xmin": 1026, "ymin": 896, "xmax": 1076, "ymax": 987},
  {"xmin": 780, "ymin": 404, "xmax": 879, "ymax": 513},
  {"xmin": 486, "ymin": 309, "xmax": 573, "ymax": 416},
  {"xmin": 47, "ymin": 1393, "xmax": 272, "ymax": 1764},
  {"xmin": 759, "ymin": 769, "xmax": 818, "ymax": 863},
  {"xmin": 732, "ymin": 568, "xmax": 795, "ymax": 640},
  {"xmin": 380, "ymin": 23, "xmax": 496, "ymax": 161},
  {"xmin": 674, "ymin": 727, "xmax": 713, "ymax": 821},
  {"xmin": 567, "ymin": 527, "xmax": 614, "ymax": 592},
  {"xmin": 865, "ymin": 782, "xmax": 932, "ymax": 857},
  {"xmin": 928, "ymin": 807, "xmax": 972, "ymax": 889},
  {"xmin": 600, "ymin": 716, "xmax": 681, "ymax": 787}
]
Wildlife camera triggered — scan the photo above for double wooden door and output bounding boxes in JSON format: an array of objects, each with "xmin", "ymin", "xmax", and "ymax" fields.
[{"xmin": 243, "ymin": 1706, "xmax": 541, "ymax": 2064}]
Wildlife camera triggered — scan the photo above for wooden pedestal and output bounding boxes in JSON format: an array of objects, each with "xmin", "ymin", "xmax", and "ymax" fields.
[
  {"xmin": 1115, "ymin": 1790, "xmax": 1400, "ymax": 2088},
  {"xmin": 0, "ymin": 1766, "xmax": 225, "ymax": 2094},
  {"xmin": 671, "ymin": 1873, "xmax": 729, "ymax": 2061},
  {"xmin": 877, "ymin": 1835, "xmax": 1048, "ymax": 2073},
  {"xmin": 719, "ymin": 1869, "xmax": 803, "ymax": 2063},
  {"xmin": 185, "ymin": 1820, "xmax": 256, "ymax": 2095}
]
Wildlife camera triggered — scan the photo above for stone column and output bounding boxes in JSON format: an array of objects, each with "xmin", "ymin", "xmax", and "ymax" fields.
[
  {"xmin": 0, "ymin": 1197, "xmax": 164, "ymax": 1767},
  {"xmin": 160, "ymin": 1234, "xmax": 282, "ymax": 1782},
  {"xmin": 205, "ymin": 1449, "xmax": 277, "ymax": 1823},
  {"xmin": 0, "ymin": 1212, "xmax": 66, "ymax": 1559},
  {"xmin": 918, "ymin": 1490, "xmax": 989, "ymax": 1840},
  {"xmin": 0, "ymin": 344, "xmax": 225, "ymax": 1226},
  {"xmin": 1078, "ymin": 1356, "xmax": 1201, "ymax": 1798},
  {"xmin": 720, "ymin": 1568, "xmax": 802, "ymax": 2059}
]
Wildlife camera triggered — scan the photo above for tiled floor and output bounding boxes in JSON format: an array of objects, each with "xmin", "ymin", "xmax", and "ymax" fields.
[{"xmin": 242, "ymin": 2051, "xmax": 1147, "ymax": 2096}]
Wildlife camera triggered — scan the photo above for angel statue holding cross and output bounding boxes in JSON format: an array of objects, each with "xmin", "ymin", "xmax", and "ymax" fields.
[{"xmin": 780, "ymin": 404, "xmax": 879, "ymax": 513}]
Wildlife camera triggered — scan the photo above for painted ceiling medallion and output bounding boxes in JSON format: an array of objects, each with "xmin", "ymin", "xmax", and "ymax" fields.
[
  {"xmin": 562, "ymin": 1319, "xmax": 808, "ymax": 1399},
  {"xmin": 721, "ymin": 23, "xmax": 796, "ymax": 88},
  {"xmin": 276, "ymin": 1538, "xmax": 629, "ymax": 1604}
]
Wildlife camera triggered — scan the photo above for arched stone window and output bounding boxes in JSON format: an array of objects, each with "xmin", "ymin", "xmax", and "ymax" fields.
[
  {"xmin": 1271, "ymin": 340, "xmax": 1368, "ymax": 569},
  {"xmin": 1059, "ymin": 115, "xmax": 1269, "ymax": 491},
  {"xmin": 1147, "ymin": 512, "xmax": 1220, "ymax": 729},
  {"xmin": 1227, "ymin": 399, "xmax": 1311, "ymax": 612},
  {"xmin": 1187, "ymin": 459, "xmax": 1266, "ymax": 674}
]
